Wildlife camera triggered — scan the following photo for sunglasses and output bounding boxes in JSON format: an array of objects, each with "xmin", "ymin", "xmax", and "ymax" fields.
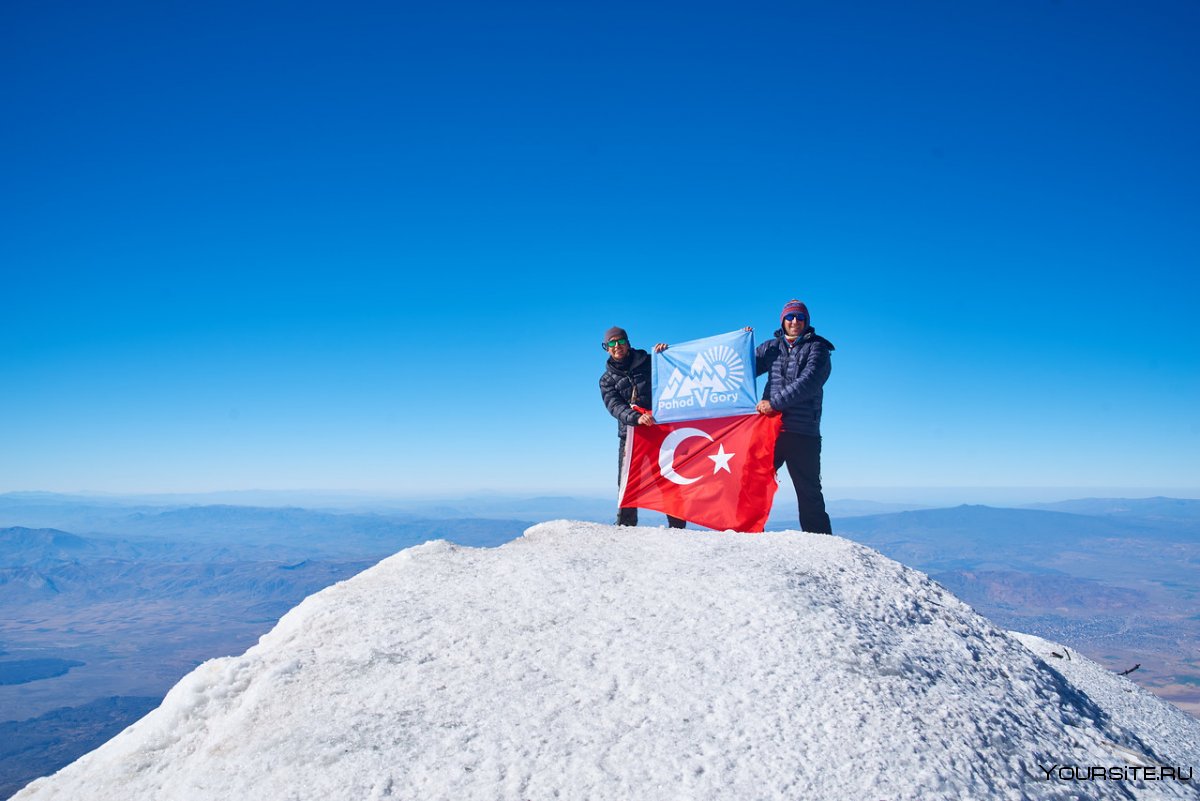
[
  {"xmin": 603, "ymin": 338, "xmax": 630, "ymax": 349},
  {"xmin": 784, "ymin": 314, "xmax": 807, "ymax": 323}
]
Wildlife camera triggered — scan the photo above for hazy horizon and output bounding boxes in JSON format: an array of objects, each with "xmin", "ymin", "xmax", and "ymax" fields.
[{"xmin": 4, "ymin": 486, "xmax": 1199, "ymax": 510}]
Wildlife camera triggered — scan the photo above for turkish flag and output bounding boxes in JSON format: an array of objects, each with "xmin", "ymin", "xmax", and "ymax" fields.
[{"xmin": 619, "ymin": 413, "xmax": 783, "ymax": 532}]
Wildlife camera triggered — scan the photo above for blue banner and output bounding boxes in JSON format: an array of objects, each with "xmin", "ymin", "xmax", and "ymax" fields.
[{"xmin": 652, "ymin": 329, "xmax": 757, "ymax": 422}]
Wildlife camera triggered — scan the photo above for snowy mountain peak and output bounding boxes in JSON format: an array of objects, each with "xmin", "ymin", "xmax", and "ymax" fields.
[{"xmin": 15, "ymin": 522, "xmax": 1199, "ymax": 800}]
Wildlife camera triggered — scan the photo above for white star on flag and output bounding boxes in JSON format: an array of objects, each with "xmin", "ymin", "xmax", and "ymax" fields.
[{"xmin": 708, "ymin": 444, "xmax": 735, "ymax": 474}]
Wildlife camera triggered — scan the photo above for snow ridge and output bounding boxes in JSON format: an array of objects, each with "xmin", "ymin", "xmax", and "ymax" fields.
[{"xmin": 15, "ymin": 522, "xmax": 1200, "ymax": 800}]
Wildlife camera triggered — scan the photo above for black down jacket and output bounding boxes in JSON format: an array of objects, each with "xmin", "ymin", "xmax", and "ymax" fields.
[
  {"xmin": 599, "ymin": 348, "xmax": 653, "ymax": 440},
  {"xmin": 754, "ymin": 327, "xmax": 835, "ymax": 437}
]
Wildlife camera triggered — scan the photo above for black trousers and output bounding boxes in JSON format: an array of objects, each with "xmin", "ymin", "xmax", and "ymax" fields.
[
  {"xmin": 774, "ymin": 432, "xmax": 833, "ymax": 534},
  {"xmin": 617, "ymin": 437, "xmax": 686, "ymax": 528}
]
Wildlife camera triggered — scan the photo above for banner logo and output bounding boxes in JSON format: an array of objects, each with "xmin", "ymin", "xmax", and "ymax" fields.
[
  {"xmin": 653, "ymin": 329, "xmax": 757, "ymax": 422},
  {"xmin": 659, "ymin": 345, "xmax": 746, "ymax": 409}
]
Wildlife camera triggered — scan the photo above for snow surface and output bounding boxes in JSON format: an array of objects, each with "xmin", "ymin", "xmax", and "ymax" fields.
[{"xmin": 15, "ymin": 522, "xmax": 1200, "ymax": 800}]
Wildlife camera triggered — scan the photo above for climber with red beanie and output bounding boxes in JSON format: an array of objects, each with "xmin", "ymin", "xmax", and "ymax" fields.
[{"xmin": 754, "ymin": 300, "xmax": 835, "ymax": 534}]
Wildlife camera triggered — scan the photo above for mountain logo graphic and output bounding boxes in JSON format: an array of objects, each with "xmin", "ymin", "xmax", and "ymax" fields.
[{"xmin": 659, "ymin": 345, "xmax": 746, "ymax": 408}]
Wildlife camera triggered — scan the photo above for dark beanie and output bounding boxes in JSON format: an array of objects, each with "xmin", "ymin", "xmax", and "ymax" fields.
[
  {"xmin": 603, "ymin": 326, "xmax": 629, "ymax": 344},
  {"xmin": 780, "ymin": 299, "xmax": 810, "ymax": 325}
]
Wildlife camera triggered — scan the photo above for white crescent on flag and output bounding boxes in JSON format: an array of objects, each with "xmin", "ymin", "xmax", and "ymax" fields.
[{"xmin": 658, "ymin": 427, "xmax": 714, "ymax": 485}]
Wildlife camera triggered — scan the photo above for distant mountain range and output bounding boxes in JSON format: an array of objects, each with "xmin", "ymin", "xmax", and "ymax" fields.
[
  {"xmin": 0, "ymin": 491, "xmax": 933, "ymax": 529},
  {"xmin": 0, "ymin": 503, "xmax": 530, "ymax": 561},
  {"xmin": 1024, "ymin": 496, "xmax": 1200, "ymax": 522}
]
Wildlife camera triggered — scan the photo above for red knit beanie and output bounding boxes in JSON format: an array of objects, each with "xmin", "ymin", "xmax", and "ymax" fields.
[{"xmin": 780, "ymin": 299, "xmax": 809, "ymax": 325}]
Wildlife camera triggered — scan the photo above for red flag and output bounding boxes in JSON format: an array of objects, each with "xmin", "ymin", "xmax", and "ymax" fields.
[{"xmin": 619, "ymin": 413, "xmax": 783, "ymax": 532}]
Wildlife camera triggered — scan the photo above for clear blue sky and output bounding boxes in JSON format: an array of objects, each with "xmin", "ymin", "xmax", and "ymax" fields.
[{"xmin": 3, "ymin": 0, "xmax": 1198, "ymax": 498}]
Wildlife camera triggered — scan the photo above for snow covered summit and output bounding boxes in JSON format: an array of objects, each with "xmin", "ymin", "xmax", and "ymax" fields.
[{"xmin": 15, "ymin": 522, "xmax": 1199, "ymax": 800}]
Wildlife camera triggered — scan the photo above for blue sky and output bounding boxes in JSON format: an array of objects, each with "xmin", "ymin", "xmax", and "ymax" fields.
[{"xmin": 3, "ymin": 0, "xmax": 1198, "ymax": 499}]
